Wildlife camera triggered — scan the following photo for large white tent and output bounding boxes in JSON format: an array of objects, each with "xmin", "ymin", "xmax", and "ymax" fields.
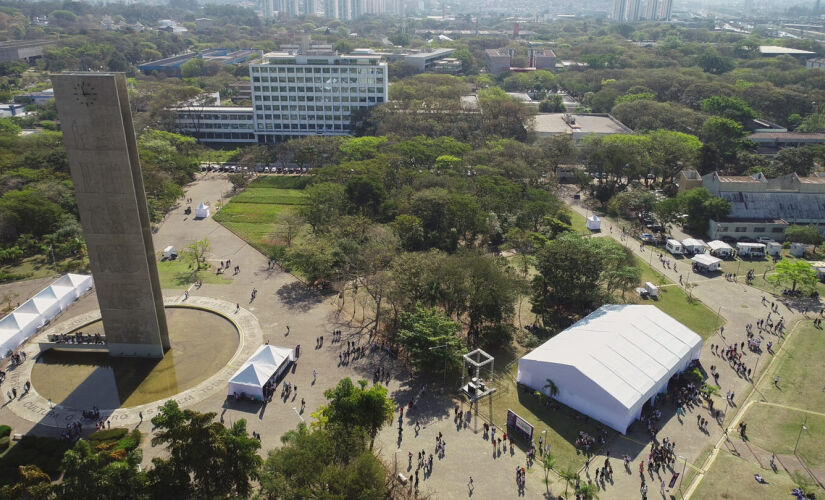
[
  {"xmin": 0, "ymin": 273, "xmax": 92, "ymax": 356},
  {"xmin": 517, "ymin": 304, "xmax": 703, "ymax": 434},
  {"xmin": 195, "ymin": 202, "xmax": 210, "ymax": 219},
  {"xmin": 691, "ymin": 254, "xmax": 722, "ymax": 272},
  {"xmin": 227, "ymin": 345, "xmax": 294, "ymax": 401}
]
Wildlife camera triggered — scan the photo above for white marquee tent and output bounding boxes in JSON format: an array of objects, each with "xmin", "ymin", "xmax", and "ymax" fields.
[
  {"xmin": 227, "ymin": 345, "xmax": 294, "ymax": 401},
  {"xmin": 517, "ymin": 304, "xmax": 703, "ymax": 434},
  {"xmin": 0, "ymin": 273, "xmax": 92, "ymax": 356},
  {"xmin": 681, "ymin": 238, "xmax": 707, "ymax": 254}
]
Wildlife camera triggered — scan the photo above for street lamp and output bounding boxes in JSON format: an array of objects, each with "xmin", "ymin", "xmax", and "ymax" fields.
[
  {"xmin": 292, "ymin": 407, "xmax": 305, "ymax": 423},
  {"xmin": 793, "ymin": 423, "xmax": 808, "ymax": 455}
]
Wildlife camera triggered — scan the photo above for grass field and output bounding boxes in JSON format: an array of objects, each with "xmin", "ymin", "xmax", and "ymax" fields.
[
  {"xmin": 759, "ymin": 323, "xmax": 825, "ymax": 414},
  {"xmin": 631, "ymin": 257, "xmax": 723, "ymax": 339},
  {"xmin": 740, "ymin": 405, "xmax": 825, "ymax": 470},
  {"xmin": 213, "ymin": 177, "xmax": 309, "ymax": 257},
  {"xmin": 567, "ymin": 210, "xmax": 591, "ymax": 235},
  {"xmin": 693, "ymin": 449, "xmax": 819, "ymax": 499},
  {"xmin": 0, "ymin": 255, "xmax": 88, "ymax": 283},
  {"xmin": 156, "ymin": 258, "xmax": 231, "ymax": 289},
  {"xmin": 486, "ymin": 363, "xmax": 616, "ymax": 472}
]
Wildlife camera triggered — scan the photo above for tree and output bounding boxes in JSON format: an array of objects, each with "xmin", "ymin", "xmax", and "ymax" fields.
[
  {"xmin": 397, "ymin": 305, "xmax": 465, "ymax": 374},
  {"xmin": 785, "ymin": 225, "xmax": 824, "ymax": 250},
  {"xmin": 180, "ymin": 58, "xmax": 205, "ymax": 78},
  {"xmin": 149, "ymin": 400, "xmax": 262, "ymax": 498},
  {"xmin": 543, "ymin": 453, "xmax": 556, "ymax": 491},
  {"xmin": 186, "ymin": 237, "xmax": 210, "ymax": 270},
  {"xmin": 302, "ymin": 182, "xmax": 348, "ymax": 232},
  {"xmin": 227, "ymin": 173, "xmax": 249, "ymax": 192},
  {"xmin": 539, "ymin": 94, "xmax": 565, "ymax": 112},
  {"xmin": 259, "ymin": 424, "xmax": 385, "ymax": 500},
  {"xmin": 531, "ymin": 233, "xmax": 635, "ymax": 322},
  {"xmin": 649, "ymin": 130, "xmax": 702, "ymax": 189},
  {"xmin": 678, "ymin": 188, "xmax": 731, "ymax": 235},
  {"xmin": 576, "ymin": 481, "xmax": 601, "ymax": 499},
  {"xmin": 559, "ymin": 468, "xmax": 580, "ymax": 499},
  {"xmin": 318, "ymin": 378, "xmax": 395, "ymax": 450},
  {"xmin": 768, "ymin": 259, "xmax": 818, "ymax": 293},
  {"xmin": 694, "ymin": 49, "xmax": 734, "ymax": 74},
  {"xmin": 391, "ymin": 214, "xmax": 425, "ymax": 251},
  {"xmin": 543, "ymin": 378, "xmax": 559, "ymax": 400},
  {"xmin": 700, "ymin": 96, "xmax": 756, "ymax": 124},
  {"xmin": 273, "ymin": 209, "xmax": 305, "ymax": 247},
  {"xmin": 701, "ymin": 116, "xmax": 747, "ymax": 161},
  {"xmin": 60, "ymin": 439, "xmax": 147, "ymax": 499}
]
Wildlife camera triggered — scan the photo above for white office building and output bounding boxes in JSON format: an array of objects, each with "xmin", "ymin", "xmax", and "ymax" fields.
[
  {"xmin": 250, "ymin": 51, "xmax": 388, "ymax": 142},
  {"xmin": 173, "ymin": 106, "xmax": 256, "ymax": 144}
]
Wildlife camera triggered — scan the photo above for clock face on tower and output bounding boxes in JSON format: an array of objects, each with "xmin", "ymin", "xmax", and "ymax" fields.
[{"xmin": 72, "ymin": 81, "xmax": 98, "ymax": 106}]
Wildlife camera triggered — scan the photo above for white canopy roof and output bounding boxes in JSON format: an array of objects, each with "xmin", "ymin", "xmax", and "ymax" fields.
[
  {"xmin": 0, "ymin": 273, "xmax": 92, "ymax": 355},
  {"xmin": 681, "ymin": 238, "xmax": 707, "ymax": 248},
  {"xmin": 737, "ymin": 242, "xmax": 766, "ymax": 249},
  {"xmin": 691, "ymin": 254, "xmax": 722, "ymax": 266},
  {"xmin": 707, "ymin": 240, "xmax": 733, "ymax": 251},
  {"xmin": 517, "ymin": 305, "xmax": 703, "ymax": 433}
]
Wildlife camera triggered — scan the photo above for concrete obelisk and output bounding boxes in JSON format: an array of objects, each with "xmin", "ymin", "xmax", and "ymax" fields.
[{"xmin": 52, "ymin": 73, "xmax": 170, "ymax": 357}]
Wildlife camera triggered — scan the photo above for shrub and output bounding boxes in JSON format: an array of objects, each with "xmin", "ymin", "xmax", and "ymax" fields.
[
  {"xmin": 0, "ymin": 425, "xmax": 10, "ymax": 438},
  {"xmin": 88, "ymin": 428, "xmax": 127, "ymax": 442},
  {"xmin": 0, "ymin": 436, "xmax": 9, "ymax": 452},
  {"xmin": 115, "ymin": 429, "xmax": 141, "ymax": 452}
]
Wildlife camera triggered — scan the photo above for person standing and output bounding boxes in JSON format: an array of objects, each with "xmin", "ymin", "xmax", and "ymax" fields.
[{"xmin": 468, "ymin": 476, "xmax": 474, "ymax": 493}]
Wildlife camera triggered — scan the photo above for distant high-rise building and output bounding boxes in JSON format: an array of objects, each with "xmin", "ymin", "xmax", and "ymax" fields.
[
  {"xmin": 303, "ymin": 0, "xmax": 317, "ymax": 15},
  {"xmin": 658, "ymin": 0, "xmax": 673, "ymax": 20},
  {"xmin": 612, "ymin": 0, "xmax": 628, "ymax": 20},
  {"xmin": 626, "ymin": 0, "xmax": 642, "ymax": 20},
  {"xmin": 324, "ymin": 0, "xmax": 339, "ymax": 17},
  {"xmin": 645, "ymin": 0, "xmax": 658, "ymax": 19}
]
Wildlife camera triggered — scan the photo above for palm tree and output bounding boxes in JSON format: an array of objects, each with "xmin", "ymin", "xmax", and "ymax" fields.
[
  {"xmin": 576, "ymin": 481, "xmax": 600, "ymax": 500},
  {"xmin": 559, "ymin": 469, "xmax": 579, "ymax": 499},
  {"xmin": 544, "ymin": 378, "xmax": 559, "ymax": 401},
  {"xmin": 543, "ymin": 453, "xmax": 556, "ymax": 491}
]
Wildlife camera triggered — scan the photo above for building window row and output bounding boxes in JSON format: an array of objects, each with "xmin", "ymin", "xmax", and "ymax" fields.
[{"xmin": 252, "ymin": 76, "xmax": 382, "ymax": 84}]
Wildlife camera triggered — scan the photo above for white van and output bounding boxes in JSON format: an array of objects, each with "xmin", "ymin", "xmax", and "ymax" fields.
[{"xmin": 666, "ymin": 239, "xmax": 684, "ymax": 255}]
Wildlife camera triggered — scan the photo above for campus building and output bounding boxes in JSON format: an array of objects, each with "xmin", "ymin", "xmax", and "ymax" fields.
[
  {"xmin": 702, "ymin": 171, "xmax": 825, "ymax": 242},
  {"xmin": 173, "ymin": 106, "xmax": 256, "ymax": 144},
  {"xmin": 250, "ymin": 51, "xmax": 388, "ymax": 142}
]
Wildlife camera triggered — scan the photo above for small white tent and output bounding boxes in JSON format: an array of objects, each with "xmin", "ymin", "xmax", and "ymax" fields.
[
  {"xmin": 517, "ymin": 305, "xmax": 702, "ymax": 434},
  {"xmin": 227, "ymin": 345, "xmax": 295, "ymax": 401},
  {"xmin": 681, "ymin": 238, "xmax": 707, "ymax": 254},
  {"xmin": 195, "ymin": 203, "xmax": 210, "ymax": 219},
  {"xmin": 691, "ymin": 253, "xmax": 722, "ymax": 272},
  {"xmin": 586, "ymin": 215, "xmax": 601, "ymax": 231},
  {"xmin": 227, "ymin": 363, "xmax": 272, "ymax": 401},
  {"xmin": 707, "ymin": 240, "xmax": 733, "ymax": 258}
]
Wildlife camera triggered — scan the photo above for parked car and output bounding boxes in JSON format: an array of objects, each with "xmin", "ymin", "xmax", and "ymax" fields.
[
  {"xmin": 639, "ymin": 233, "xmax": 655, "ymax": 243},
  {"xmin": 264, "ymin": 167, "xmax": 270, "ymax": 173},
  {"xmin": 757, "ymin": 236, "xmax": 774, "ymax": 243}
]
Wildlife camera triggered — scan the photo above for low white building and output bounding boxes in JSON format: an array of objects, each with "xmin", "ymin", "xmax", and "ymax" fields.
[{"xmin": 517, "ymin": 305, "xmax": 703, "ymax": 434}]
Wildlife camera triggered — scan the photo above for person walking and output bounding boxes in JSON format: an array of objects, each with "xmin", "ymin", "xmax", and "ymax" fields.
[{"xmin": 468, "ymin": 475, "xmax": 474, "ymax": 493}]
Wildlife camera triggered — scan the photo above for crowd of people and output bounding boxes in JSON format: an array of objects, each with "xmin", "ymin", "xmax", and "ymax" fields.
[{"xmin": 49, "ymin": 331, "xmax": 104, "ymax": 345}]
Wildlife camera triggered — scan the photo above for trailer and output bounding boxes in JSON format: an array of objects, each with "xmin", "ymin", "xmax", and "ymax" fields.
[{"xmin": 666, "ymin": 239, "xmax": 684, "ymax": 255}]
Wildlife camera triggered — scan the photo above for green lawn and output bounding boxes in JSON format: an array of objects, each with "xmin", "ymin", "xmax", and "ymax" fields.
[
  {"xmin": 0, "ymin": 255, "xmax": 88, "ymax": 283},
  {"xmin": 759, "ymin": 323, "xmax": 825, "ymax": 414},
  {"xmin": 231, "ymin": 188, "xmax": 308, "ymax": 205},
  {"xmin": 631, "ymin": 256, "xmax": 723, "ymax": 339},
  {"xmin": 693, "ymin": 449, "xmax": 821, "ymax": 500},
  {"xmin": 156, "ymin": 258, "xmax": 231, "ymax": 289},
  {"xmin": 486, "ymin": 364, "xmax": 616, "ymax": 472},
  {"xmin": 567, "ymin": 210, "xmax": 591, "ymax": 235},
  {"xmin": 740, "ymin": 405, "xmax": 825, "ymax": 470},
  {"xmin": 213, "ymin": 179, "xmax": 309, "ymax": 258}
]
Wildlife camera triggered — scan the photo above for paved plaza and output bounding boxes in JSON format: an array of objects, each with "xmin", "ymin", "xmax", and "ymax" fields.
[{"xmin": 0, "ymin": 174, "xmax": 818, "ymax": 499}]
